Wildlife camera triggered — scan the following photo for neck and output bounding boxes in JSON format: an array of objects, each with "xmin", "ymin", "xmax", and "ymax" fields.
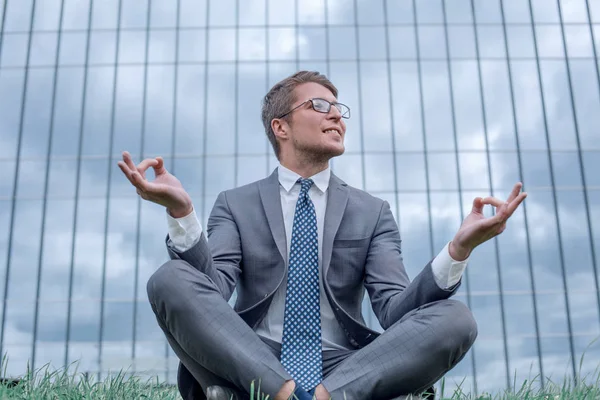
[{"xmin": 280, "ymin": 158, "xmax": 329, "ymax": 179}]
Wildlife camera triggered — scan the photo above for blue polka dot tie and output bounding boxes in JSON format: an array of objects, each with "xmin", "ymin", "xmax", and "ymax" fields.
[{"xmin": 280, "ymin": 178, "xmax": 323, "ymax": 391}]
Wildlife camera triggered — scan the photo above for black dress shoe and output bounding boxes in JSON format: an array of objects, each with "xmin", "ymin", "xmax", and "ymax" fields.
[{"xmin": 206, "ymin": 385, "xmax": 241, "ymax": 400}]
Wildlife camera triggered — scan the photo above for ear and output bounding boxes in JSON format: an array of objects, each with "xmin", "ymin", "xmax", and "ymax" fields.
[{"xmin": 271, "ymin": 118, "xmax": 289, "ymax": 141}]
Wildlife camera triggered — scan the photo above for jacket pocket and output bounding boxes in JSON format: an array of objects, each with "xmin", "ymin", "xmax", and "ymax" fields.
[{"xmin": 332, "ymin": 237, "xmax": 370, "ymax": 248}]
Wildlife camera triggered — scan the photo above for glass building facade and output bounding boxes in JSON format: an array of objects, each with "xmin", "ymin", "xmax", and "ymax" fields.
[{"xmin": 0, "ymin": 0, "xmax": 599, "ymax": 395}]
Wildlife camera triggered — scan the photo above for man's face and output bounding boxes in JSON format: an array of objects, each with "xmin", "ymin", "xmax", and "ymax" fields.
[{"xmin": 284, "ymin": 82, "xmax": 347, "ymax": 160}]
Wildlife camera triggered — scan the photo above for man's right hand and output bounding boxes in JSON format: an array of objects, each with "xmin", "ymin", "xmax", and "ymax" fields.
[{"xmin": 118, "ymin": 151, "xmax": 193, "ymax": 218}]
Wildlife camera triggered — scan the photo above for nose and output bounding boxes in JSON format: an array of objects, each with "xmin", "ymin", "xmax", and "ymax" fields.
[{"xmin": 327, "ymin": 105, "xmax": 342, "ymax": 120}]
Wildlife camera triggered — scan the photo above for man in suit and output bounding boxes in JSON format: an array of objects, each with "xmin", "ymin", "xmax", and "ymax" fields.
[{"xmin": 118, "ymin": 71, "xmax": 526, "ymax": 400}]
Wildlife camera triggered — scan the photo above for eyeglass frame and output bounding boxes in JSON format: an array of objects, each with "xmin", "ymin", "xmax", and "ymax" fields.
[{"xmin": 276, "ymin": 98, "xmax": 351, "ymax": 120}]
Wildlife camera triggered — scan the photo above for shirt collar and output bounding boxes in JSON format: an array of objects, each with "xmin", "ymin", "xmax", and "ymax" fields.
[{"xmin": 278, "ymin": 164, "xmax": 331, "ymax": 194}]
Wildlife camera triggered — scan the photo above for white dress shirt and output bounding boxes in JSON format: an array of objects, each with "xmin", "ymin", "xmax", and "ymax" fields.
[{"xmin": 167, "ymin": 164, "xmax": 468, "ymax": 351}]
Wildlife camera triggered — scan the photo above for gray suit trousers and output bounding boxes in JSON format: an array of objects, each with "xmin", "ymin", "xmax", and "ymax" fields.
[{"xmin": 147, "ymin": 259, "xmax": 477, "ymax": 400}]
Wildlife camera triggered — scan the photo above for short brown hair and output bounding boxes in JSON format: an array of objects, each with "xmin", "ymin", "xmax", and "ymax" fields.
[{"xmin": 261, "ymin": 71, "xmax": 338, "ymax": 160}]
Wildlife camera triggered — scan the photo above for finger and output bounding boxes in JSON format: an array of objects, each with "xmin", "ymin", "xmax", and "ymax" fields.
[
  {"xmin": 471, "ymin": 197, "xmax": 484, "ymax": 214},
  {"xmin": 505, "ymin": 192, "xmax": 528, "ymax": 217},
  {"xmin": 118, "ymin": 161, "xmax": 135, "ymax": 185},
  {"xmin": 137, "ymin": 158, "xmax": 159, "ymax": 179},
  {"xmin": 481, "ymin": 196, "xmax": 505, "ymax": 209},
  {"xmin": 122, "ymin": 151, "xmax": 137, "ymax": 171},
  {"xmin": 506, "ymin": 182, "xmax": 523, "ymax": 203}
]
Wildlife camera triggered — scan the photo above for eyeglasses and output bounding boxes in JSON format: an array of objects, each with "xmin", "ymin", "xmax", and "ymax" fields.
[{"xmin": 277, "ymin": 98, "xmax": 351, "ymax": 119}]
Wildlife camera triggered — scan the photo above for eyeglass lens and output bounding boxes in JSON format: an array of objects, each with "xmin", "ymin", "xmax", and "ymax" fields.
[{"xmin": 312, "ymin": 99, "xmax": 350, "ymax": 118}]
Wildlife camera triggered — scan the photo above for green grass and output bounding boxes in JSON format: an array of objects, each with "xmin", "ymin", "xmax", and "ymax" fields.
[{"xmin": 0, "ymin": 360, "xmax": 598, "ymax": 399}]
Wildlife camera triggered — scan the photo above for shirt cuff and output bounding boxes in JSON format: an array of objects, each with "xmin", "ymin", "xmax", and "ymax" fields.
[
  {"xmin": 166, "ymin": 207, "xmax": 202, "ymax": 252},
  {"xmin": 431, "ymin": 242, "xmax": 469, "ymax": 289}
]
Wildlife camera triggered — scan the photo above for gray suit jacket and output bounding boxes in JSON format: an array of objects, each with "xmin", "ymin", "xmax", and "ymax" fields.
[{"xmin": 166, "ymin": 168, "xmax": 459, "ymax": 349}]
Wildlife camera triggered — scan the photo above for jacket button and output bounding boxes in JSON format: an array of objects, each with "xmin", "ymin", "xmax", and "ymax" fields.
[{"xmin": 264, "ymin": 294, "xmax": 268, "ymax": 298}]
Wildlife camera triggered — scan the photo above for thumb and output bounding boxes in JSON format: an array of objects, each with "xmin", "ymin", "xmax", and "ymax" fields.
[{"xmin": 472, "ymin": 197, "xmax": 484, "ymax": 214}]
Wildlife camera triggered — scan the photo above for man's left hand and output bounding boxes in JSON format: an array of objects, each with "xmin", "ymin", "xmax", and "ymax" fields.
[{"xmin": 449, "ymin": 182, "xmax": 528, "ymax": 261}]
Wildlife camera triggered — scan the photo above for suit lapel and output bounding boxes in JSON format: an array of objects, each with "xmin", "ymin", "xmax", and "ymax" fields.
[
  {"xmin": 322, "ymin": 173, "xmax": 349, "ymax": 277},
  {"xmin": 259, "ymin": 168, "xmax": 287, "ymax": 263}
]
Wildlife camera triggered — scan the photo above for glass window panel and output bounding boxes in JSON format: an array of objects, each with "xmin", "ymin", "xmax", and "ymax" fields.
[
  {"xmin": 506, "ymin": 338, "xmax": 542, "ymax": 390},
  {"xmin": 489, "ymin": 152, "xmax": 520, "ymax": 192},
  {"xmin": 364, "ymin": 153, "xmax": 394, "ymax": 192},
  {"xmin": 30, "ymin": 33, "xmax": 58, "ymax": 67},
  {"xmin": 105, "ymin": 198, "xmax": 137, "ymax": 298},
  {"xmin": 143, "ymin": 65, "xmax": 175, "ymax": 157},
  {"xmin": 174, "ymin": 65, "xmax": 205, "ymax": 156},
  {"xmin": 172, "ymin": 158, "xmax": 203, "ymax": 197},
  {"xmin": 114, "ymin": 65, "xmax": 146, "ymax": 157},
  {"xmin": 179, "ymin": 30, "xmax": 206, "ymax": 63},
  {"xmin": 390, "ymin": 61, "xmax": 422, "ymax": 152},
  {"xmin": 355, "ymin": 0, "xmax": 384, "ymax": 25},
  {"xmin": 0, "ymin": 33, "xmax": 29, "ymax": 68},
  {"xmin": 473, "ymin": 0, "xmax": 502, "ymax": 23},
  {"xmin": 502, "ymin": 0, "xmax": 533, "ymax": 23},
  {"xmin": 120, "ymin": 0, "xmax": 149, "ymax": 29},
  {"xmin": 298, "ymin": 61, "xmax": 327, "ymax": 72},
  {"xmin": 21, "ymin": 69, "xmax": 54, "ymax": 159},
  {"xmin": 326, "ymin": 0, "xmax": 356, "ymax": 25},
  {"xmin": 33, "ymin": 342, "xmax": 67, "ymax": 371},
  {"xmin": 268, "ymin": 28, "xmax": 297, "ymax": 61},
  {"xmin": 417, "ymin": 26, "xmax": 447, "ymax": 60},
  {"xmin": 521, "ymin": 152, "xmax": 552, "ymax": 189},
  {"xmin": 430, "ymin": 192, "xmax": 461, "ymax": 252},
  {"xmin": 150, "ymin": 0, "xmax": 177, "ymax": 28},
  {"xmin": 459, "ymin": 152, "xmax": 490, "ymax": 191},
  {"xmin": 509, "ymin": 60, "xmax": 548, "ymax": 150},
  {"xmin": 88, "ymin": 31, "xmax": 117, "ymax": 65},
  {"xmin": 268, "ymin": 0, "xmax": 295, "ymax": 25},
  {"xmin": 328, "ymin": 62, "xmax": 362, "ymax": 153},
  {"xmin": 451, "ymin": 61, "xmax": 485, "ymax": 151},
  {"xmin": 448, "ymin": 26, "xmax": 476, "ymax": 59},
  {"xmin": 239, "ymin": 0, "xmax": 265, "ymax": 26},
  {"xmin": 148, "ymin": 30, "xmax": 176, "ymax": 64},
  {"xmin": 92, "ymin": 0, "xmax": 119, "ymax": 29},
  {"xmin": 118, "ymin": 31, "xmax": 147, "ymax": 64},
  {"xmin": 540, "ymin": 60, "xmax": 578, "ymax": 150},
  {"xmin": 358, "ymin": 27, "xmax": 386, "ymax": 60},
  {"xmin": 299, "ymin": 28, "xmax": 326, "ymax": 61},
  {"xmin": 237, "ymin": 156, "xmax": 268, "ymax": 187},
  {"xmin": 535, "ymin": 26, "xmax": 564, "ymax": 58},
  {"xmin": 59, "ymin": 32, "xmax": 87, "ymax": 66},
  {"xmin": 527, "ymin": 190, "xmax": 566, "ymax": 291},
  {"xmin": 480, "ymin": 60, "xmax": 517, "ymax": 150},
  {"xmin": 52, "ymin": 67, "xmax": 85, "ymax": 157},
  {"xmin": 82, "ymin": 67, "xmax": 115, "ymax": 156},
  {"xmin": 33, "ymin": 0, "xmax": 62, "ymax": 31},
  {"xmin": 385, "ymin": 0, "xmax": 413, "ymax": 24},
  {"xmin": 531, "ymin": 0, "xmax": 560, "ymax": 23},
  {"xmin": 360, "ymin": 62, "xmax": 391, "ymax": 152},
  {"xmin": 415, "ymin": 0, "xmax": 443, "ymax": 23},
  {"xmin": 0, "ymin": 69, "xmax": 25, "ymax": 158},
  {"xmin": 331, "ymin": 154, "xmax": 363, "ymax": 190},
  {"xmin": 476, "ymin": 25, "xmax": 506, "ymax": 59},
  {"xmin": 395, "ymin": 153, "xmax": 427, "ymax": 192},
  {"xmin": 110, "ymin": 156, "xmax": 135, "ymax": 197},
  {"xmin": 79, "ymin": 159, "xmax": 110, "ymax": 198},
  {"xmin": 470, "ymin": 295, "xmax": 504, "ymax": 339},
  {"xmin": 47, "ymin": 159, "xmax": 77, "ymax": 199},
  {"xmin": 137, "ymin": 200, "xmax": 170, "ymax": 292},
  {"xmin": 327, "ymin": 26, "xmax": 357, "ymax": 61},
  {"xmin": 209, "ymin": 29, "xmax": 236, "ymax": 62},
  {"xmin": 569, "ymin": 292, "xmax": 600, "ymax": 334},
  {"xmin": 428, "ymin": 153, "xmax": 458, "ymax": 190},
  {"xmin": 4, "ymin": 0, "xmax": 33, "ymax": 32},
  {"xmin": 298, "ymin": 0, "xmax": 326, "ymax": 25},
  {"xmin": 540, "ymin": 337, "xmax": 573, "ymax": 381},
  {"xmin": 0, "ymin": 161, "xmax": 16, "ymax": 198},
  {"xmin": 204, "ymin": 156, "xmax": 235, "ymax": 196},
  {"xmin": 238, "ymin": 63, "xmax": 268, "ymax": 155},
  {"xmin": 444, "ymin": 0, "xmax": 473, "ymax": 23},
  {"xmin": 397, "ymin": 192, "xmax": 433, "ymax": 274},
  {"xmin": 552, "ymin": 152, "xmax": 583, "ymax": 188},
  {"xmin": 560, "ymin": 0, "xmax": 589, "ymax": 23},
  {"xmin": 62, "ymin": 0, "xmax": 91, "ymax": 30},
  {"xmin": 506, "ymin": 26, "xmax": 535, "ymax": 59},
  {"xmin": 7, "ymin": 199, "xmax": 43, "ymax": 301},
  {"xmin": 206, "ymin": 64, "xmax": 235, "ymax": 154},
  {"xmin": 238, "ymin": 28, "xmax": 266, "ymax": 61},
  {"xmin": 474, "ymin": 342, "xmax": 508, "ymax": 393},
  {"xmin": 388, "ymin": 27, "xmax": 415, "ymax": 60},
  {"xmin": 421, "ymin": 62, "xmax": 455, "ymax": 151},
  {"xmin": 180, "ymin": 0, "xmax": 207, "ymax": 28},
  {"xmin": 583, "ymin": 152, "xmax": 600, "ymax": 186},
  {"xmin": 564, "ymin": 25, "xmax": 593, "ymax": 57},
  {"xmin": 569, "ymin": 60, "xmax": 600, "ymax": 149}
]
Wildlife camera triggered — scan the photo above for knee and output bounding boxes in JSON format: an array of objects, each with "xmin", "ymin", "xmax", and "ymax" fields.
[
  {"xmin": 441, "ymin": 299, "xmax": 478, "ymax": 352},
  {"xmin": 146, "ymin": 260, "xmax": 191, "ymax": 307}
]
